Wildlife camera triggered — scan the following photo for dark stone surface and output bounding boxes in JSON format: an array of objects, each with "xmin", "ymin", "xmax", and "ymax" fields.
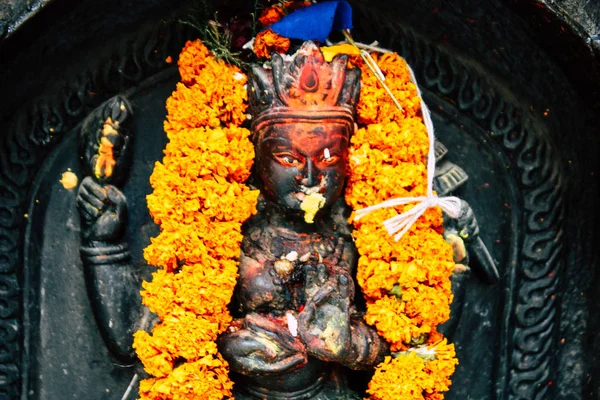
[
  {"xmin": 23, "ymin": 76, "xmax": 171, "ymax": 399},
  {"xmin": 546, "ymin": 0, "xmax": 600, "ymax": 36},
  {"xmin": 0, "ymin": 0, "xmax": 598, "ymax": 399},
  {"xmin": 0, "ymin": 0, "xmax": 54, "ymax": 40}
]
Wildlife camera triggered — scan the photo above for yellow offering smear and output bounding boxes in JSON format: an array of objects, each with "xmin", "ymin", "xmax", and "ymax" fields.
[
  {"xmin": 300, "ymin": 192, "xmax": 326, "ymax": 223},
  {"xmin": 94, "ymin": 117, "xmax": 119, "ymax": 179},
  {"xmin": 60, "ymin": 170, "xmax": 78, "ymax": 190}
]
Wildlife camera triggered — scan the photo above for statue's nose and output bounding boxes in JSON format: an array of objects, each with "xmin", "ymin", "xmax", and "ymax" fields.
[{"xmin": 301, "ymin": 159, "xmax": 318, "ymax": 187}]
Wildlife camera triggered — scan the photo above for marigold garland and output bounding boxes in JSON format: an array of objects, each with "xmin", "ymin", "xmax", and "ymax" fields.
[
  {"xmin": 345, "ymin": 52, "xmax": 458, "ymax": 399},
  {"xmin": 133, "ymin": 39, "xmax": 259, "ymax": 399},
  {"xmin": 137, "ymin": 28, "xmax": 459, "ymax": 399}
]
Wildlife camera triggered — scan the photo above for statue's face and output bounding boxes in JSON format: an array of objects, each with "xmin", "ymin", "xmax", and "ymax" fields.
[{"xmin": 257, "ymin": 122, "xmax": 350, "ymax": 212}]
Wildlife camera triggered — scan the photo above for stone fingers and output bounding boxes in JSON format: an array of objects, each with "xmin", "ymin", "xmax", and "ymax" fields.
[
  {"xmin": 78, "ymin": 185, "xmax": 105, "ymax": 210},
  {"xmin": 77, "ymin": 196, "xmax": 102, "ymax": 220}
]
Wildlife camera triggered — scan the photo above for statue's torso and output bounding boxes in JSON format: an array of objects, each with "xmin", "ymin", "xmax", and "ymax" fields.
[
  {"xmin": 230, "ymin": 213, "xmax": 353, "ymax": 399},
  {"xmin": 238, "ymin": 218, "xmax": 345, "ymax": 315}
]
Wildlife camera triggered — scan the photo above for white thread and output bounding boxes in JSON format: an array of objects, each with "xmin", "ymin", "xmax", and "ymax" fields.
[
  {"xmin": 120, "ymin": 374, "xmax": 139, "ymax": 400},
  {"xmin": 354, "ymin": 60, "xmax": 462, "ymax": 241},
  {"xmin": 355, "ymin": 41, "xmax": 393, "ymax": 54},
  {"xmin": 361, "ymin": 50, "xmax": 386, "ymax": 82}
]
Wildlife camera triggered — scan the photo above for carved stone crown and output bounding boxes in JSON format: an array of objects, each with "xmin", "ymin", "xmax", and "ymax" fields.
[{"xmin": 249, "ymin": 41, "xmax": 361, "ymax": 136}]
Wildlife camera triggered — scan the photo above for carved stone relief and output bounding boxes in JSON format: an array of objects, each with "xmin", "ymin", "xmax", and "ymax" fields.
[{"xmin": 0, "ymin": 1, "xmax": 590, "ymax": 399}]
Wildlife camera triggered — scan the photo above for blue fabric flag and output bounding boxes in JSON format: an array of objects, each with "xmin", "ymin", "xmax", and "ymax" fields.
[{"xmin": 268, "ymin": 1, "xmax": 353, "ymax": 42}]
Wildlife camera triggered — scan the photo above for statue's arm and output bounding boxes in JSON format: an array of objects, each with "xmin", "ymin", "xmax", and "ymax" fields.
[
  {"xmin": 219, "ymin": 313, "xmax": 308, "ymax": 376},
  {"xmin": 443, "ymin": 199, "xmax": 499, "ymax": 283},
  {"xmin": 219, "ymin": 251, "xmax": 308, "ymax": 375},
  {"xmin": 77, "ymin": 176, "xmax": 141, "ymax": 362}
]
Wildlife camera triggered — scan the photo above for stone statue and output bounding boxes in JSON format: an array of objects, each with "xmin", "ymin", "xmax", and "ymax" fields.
[
  {"xmin": 218, "ymin": 42, "xmax": 389, "ymax": 399},
  {"xmin": 75, "ymin": 42, "xmax": 497, "ymax": 399}
]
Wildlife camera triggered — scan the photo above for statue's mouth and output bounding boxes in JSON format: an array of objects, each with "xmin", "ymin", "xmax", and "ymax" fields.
[
  {"xmin": 300, "ymin": 185, "xmax": 321, "ymax": 194},
  {"xmin": 294, "ymin": 192, "xmax": 306, "ymax": 201},
  {"xmin": 294, "ymin": 185, "xmax": 323, "ymax": 202}
]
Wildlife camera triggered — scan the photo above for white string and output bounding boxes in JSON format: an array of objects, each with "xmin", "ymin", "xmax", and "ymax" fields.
[
  {"xmin": 120, "ymin": 374, "xmax": 139, "ymax": 400},
  {"xmin": 354, "ymin": 61, "xmax": 463, "ymax": 241}
]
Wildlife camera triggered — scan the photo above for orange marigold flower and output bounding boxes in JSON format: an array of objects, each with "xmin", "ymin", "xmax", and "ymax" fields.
[
  {"xmin": 135, "ymin": 312, "xmax": 230, "ymax": 363},
  {"xmin": 347, "ymin": 50, "xmax": 457, "ymax": 398},
  {"xmin": 134, "ymin": 330, "xmax": 175, "ymax": 378},
  {"xmin": 367, "ymin": 353, "xmax": 432, "ymax": 400},
  {"xmin": 356, "ymin": 52, "xmax": 422, "ymax": 125},
  {"xmin": 177, "ymin": 39, "xmax": 212, "ymax": 85},
  {"xmin": 367, "ymin": 342, "xmax": 457, "ymax": 400},
  {"xmin": 143, "ymin": 220, "xmax": 246, "ymax": 270},
  {"xmin": 141, "ymin": 262, "xmax": 238, "ymax": 321},
  {"xmin": 424, "ymin": 340, "xmax": 458, "ymax": 394},
  {"xmin": 365, "ymin": 295, "xmax": 429, "ymax": 345},
  {"xmin": 165, "ymin": 73, "xmax": 247, "ymax": 130},
  {"xmin": 139, "ymin": 344, "xmax": 233, "ymax": 400},
  {"xmin": 165, "ymin": 40, "xmax": 248, "ymax": 130},
  {"xmin": 135, "ymin": 39, "xmax": 256, "ymax": 399},
  {"xmin": 254, "ymin": 29, "xmax": 291, "ymax": 59},
  {"xmin": 258, "ymin": 5, "xmax": 285, "ymax": 26}
]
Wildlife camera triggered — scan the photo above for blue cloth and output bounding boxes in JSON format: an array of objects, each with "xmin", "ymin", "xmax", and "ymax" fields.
[{"xmin": 269, "ymin": 1, "xmax": 353, "ymax": 42}]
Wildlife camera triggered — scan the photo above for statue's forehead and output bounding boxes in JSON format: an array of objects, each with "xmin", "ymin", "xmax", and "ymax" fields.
[
  {"xmin": 262, "ymin": 122, "xmax": 349, "ymax": 140},
  {"xmin": 262, "ymin": 127, "xmax": 348, "ymax": 156}
]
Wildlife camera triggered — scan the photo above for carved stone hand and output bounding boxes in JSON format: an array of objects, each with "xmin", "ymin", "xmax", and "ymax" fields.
[
  {"xmin": 444, "ymin": 199, "xmax": 499, "ymax": 283},
  {"xmin": 77, "ymin": 176, "xmax": 127, "ymax": 243},
  {"xmin": 219, "ymin": 313, "xmax": 307, "ymax": 376},
  {"xmin": 299, "ymin": 264, "xmax": 353, "ymax": 362},
  {"xmin": 76, "ymin": 175, "xmax": 138, "ymax": 362}
]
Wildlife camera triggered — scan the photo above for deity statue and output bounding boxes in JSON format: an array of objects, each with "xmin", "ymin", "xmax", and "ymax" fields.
[
  {"xmin": 75, "ymin": 42, "xmax": 496, "ymax": 399},
  {"xmin": 218, "ymin": 42, "xmax": 389, "ymax": 399}
]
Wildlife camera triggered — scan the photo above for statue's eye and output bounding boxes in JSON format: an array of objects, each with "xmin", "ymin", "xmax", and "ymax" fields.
[
  {"xmin": 275, "ymin": 153, "xmax": 301, "ymax": 167},
  {"xmin": 320, "ymin": 149, "xmax": 340, "ymax": 165}
]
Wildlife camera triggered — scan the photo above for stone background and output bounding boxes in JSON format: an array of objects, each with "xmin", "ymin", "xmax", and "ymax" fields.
[
  {"xmin": 1, "ymin": 0, "xmax": 600, "ymax": 42},
  {"xmin": 549, "ymin": 0, "xmax": 600, "ymax": 35}
]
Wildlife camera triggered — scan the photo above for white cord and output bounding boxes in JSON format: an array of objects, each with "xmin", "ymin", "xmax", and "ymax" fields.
[
  {"xmin": 354, "ymin": 60, "xmax": 462, "ymax": 241},
  {"xmin": 120, "ymin": 374, "xmax": 139, "ymax": 400}
]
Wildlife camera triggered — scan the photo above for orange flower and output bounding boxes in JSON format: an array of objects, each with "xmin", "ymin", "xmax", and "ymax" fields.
[
  {"xmin": 367, "ymin": 341, "xmax": 457, "ymax": 400},
  {"xmin": 163, "ymin": 40, "xmax": 248, "ymax": 133},
  {"xmin": 138, "ymin": 343, "xmax": 234, "ymax": 399},
  {"xmin": 354, "ymin": 52, "xmax": 422, "ymax": 126},
  {"xmin": 367, "ymin": 353, "xmax": 431, "ymax": 400},
  {"xmin": 258, "ymin": 5, "xmax": 285, "ymax": 26},
  {"xmin": 345, "ymin": 51, "xmax": 458, "ymax": 399},
  {"xmin": 134, "ymin": 39, "xmax": 257, "ymax": 400},
  {"xmin": 254, "ymin": 29, "xmax": 291, "ymax": 59}
]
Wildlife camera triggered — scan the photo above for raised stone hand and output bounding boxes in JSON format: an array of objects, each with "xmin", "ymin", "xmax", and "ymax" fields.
[
  {"xmin": 299, "ymin": 263, "xmax": 353, "ymax": 362},
  {"xmin": 444, "ymin": 199, "xmax": 499, "ymax": 283},
  {"xmin": 77, "ymin": 176, "xmax": 127, "ymax": 243},
  {"xmin": 454, "ymin": 199, "xmax": 479, "ymax": 241},
  {"xmin": 219, "ymin": 313, "xmax": 307, "ymax": 376}
]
